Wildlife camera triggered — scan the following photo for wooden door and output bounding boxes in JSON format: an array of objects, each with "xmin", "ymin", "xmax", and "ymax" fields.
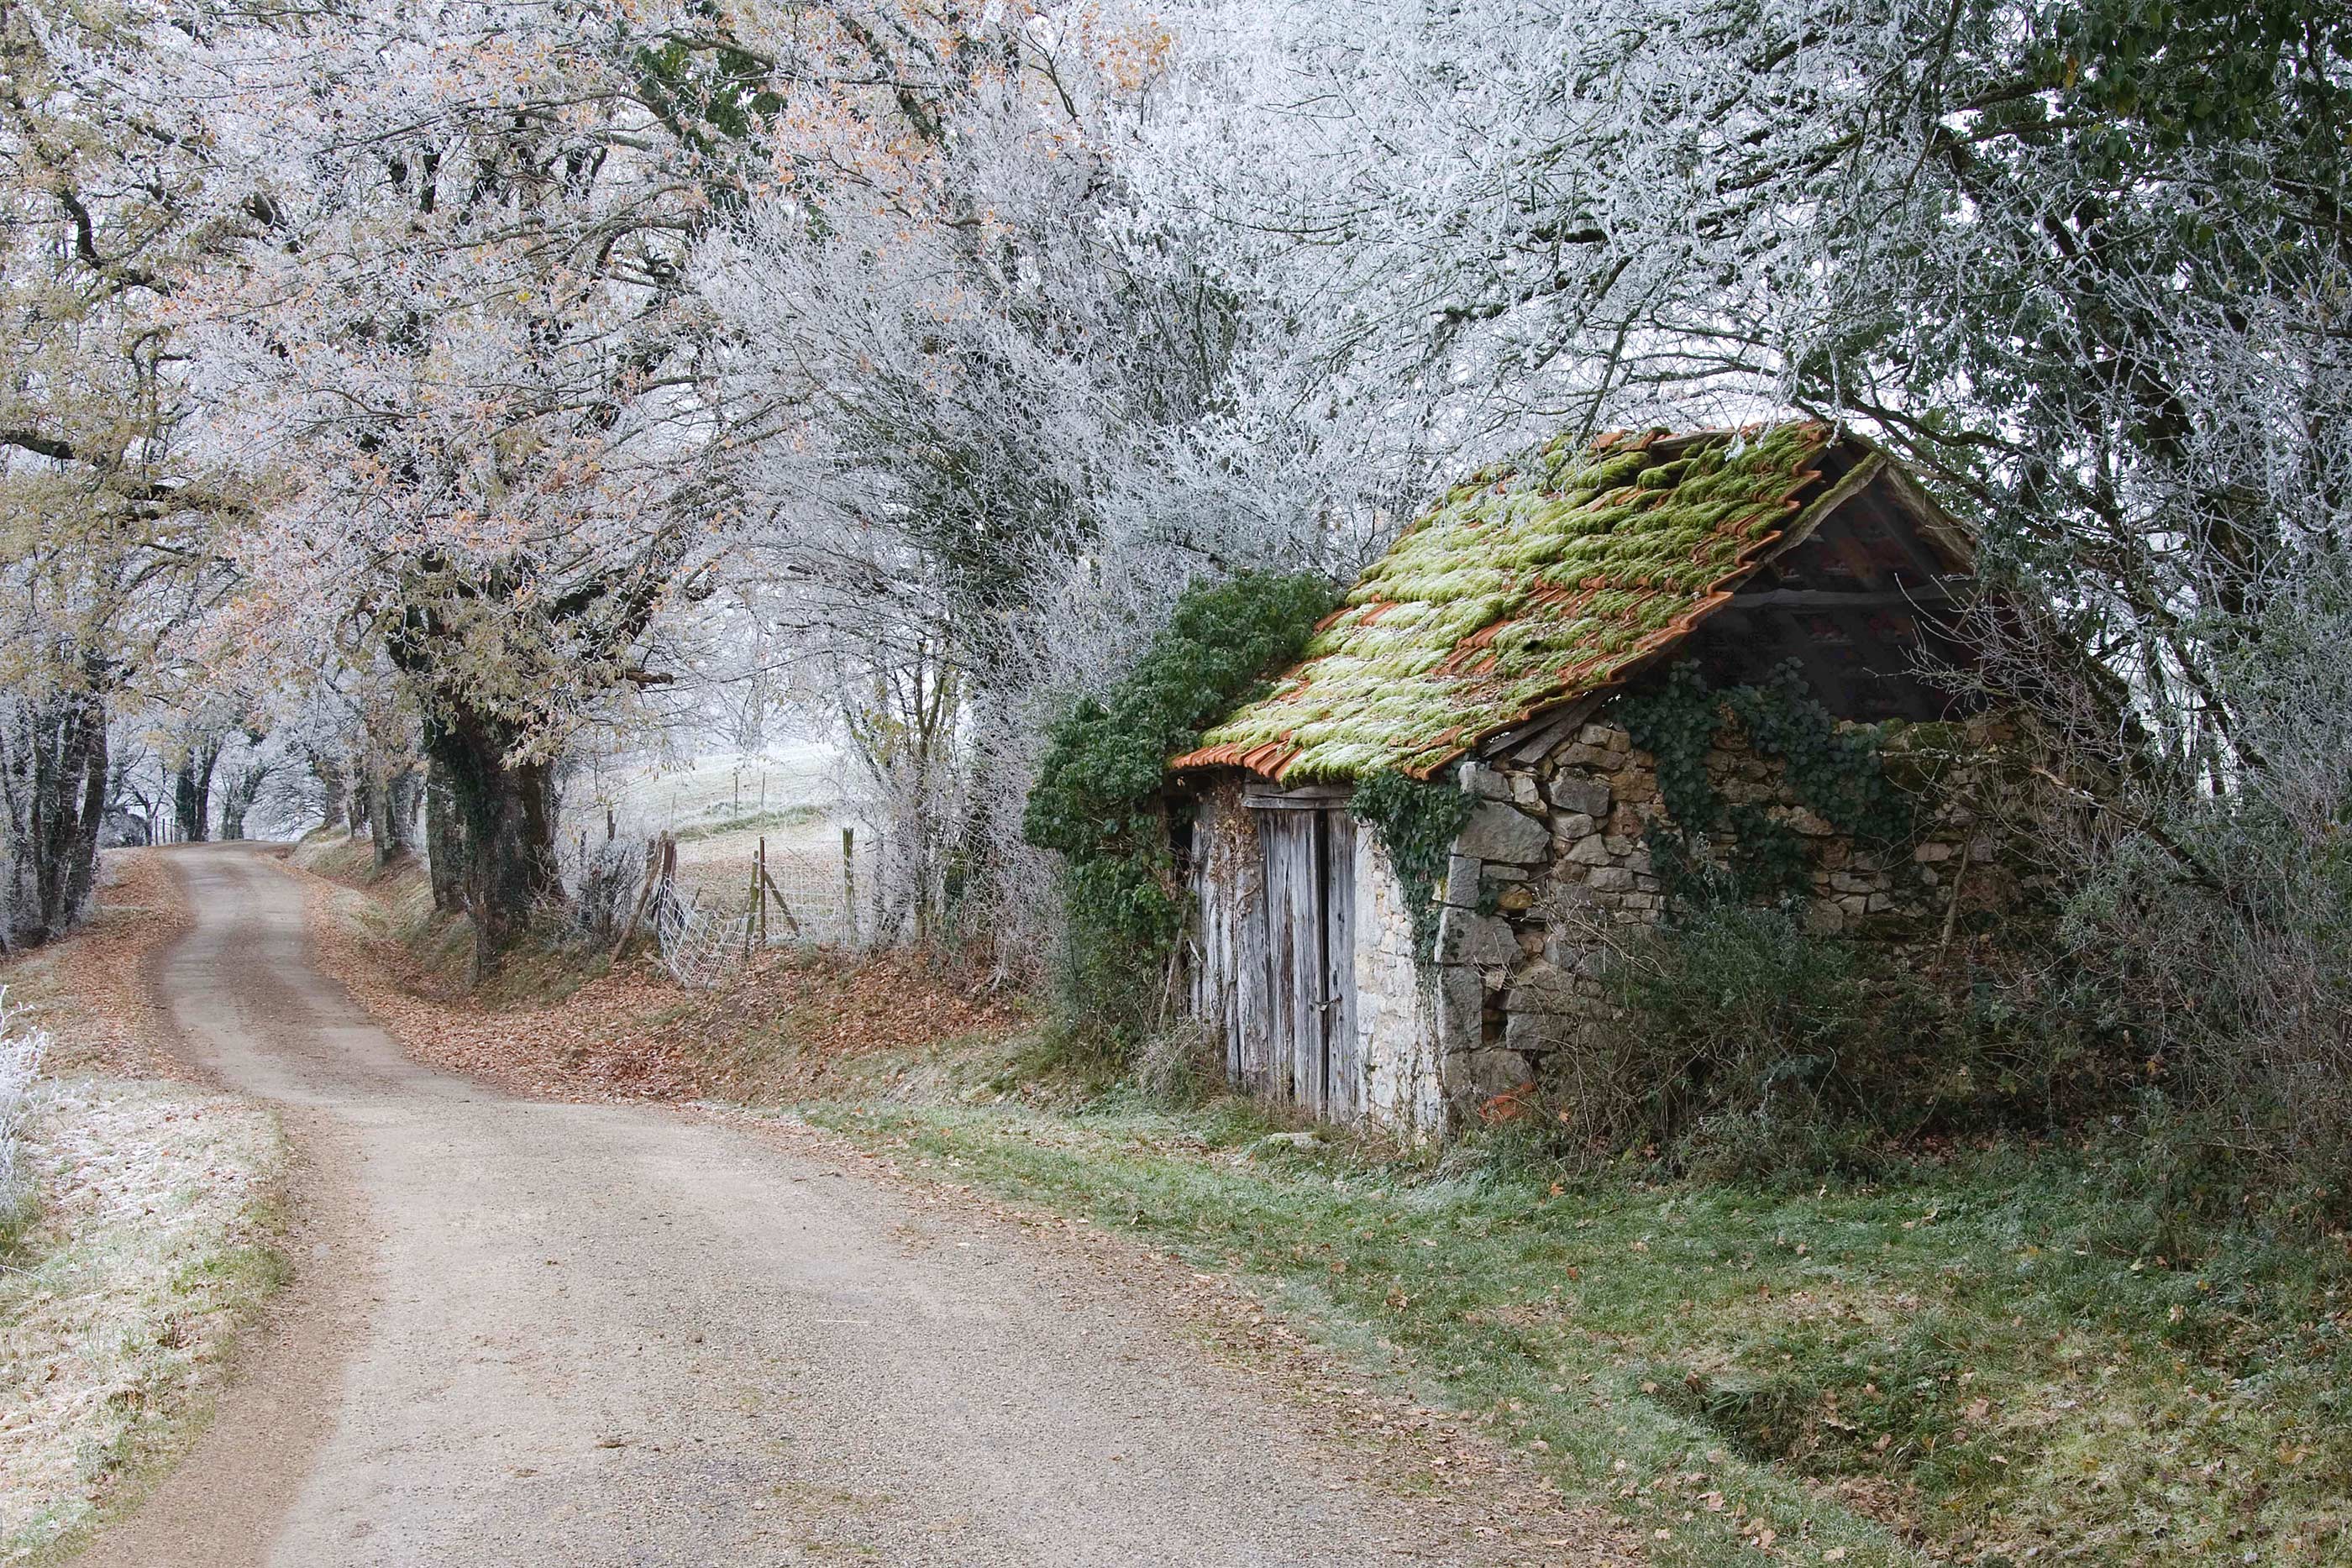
[
  {"xmin": 1321, "ymin": 813, "xmax": 1358, "ymax": 1120},
  {"xmin": 1253, "ymin": 803, "xmax": 1357, "ymax": 1119}
]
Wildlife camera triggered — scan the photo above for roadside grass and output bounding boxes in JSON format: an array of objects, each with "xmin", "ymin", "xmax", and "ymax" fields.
[
  {"xmin": 285, "ymin": 828, "xmax": 380, "ymax": 885},
  {"xmin": 799, "ymin": 1095, "xmax": 2352, "ymax": 1566},
  {"xmin": 0, "ymin": 1078, "xmax": 286, "ymax": 1566},
  {"xmin": 0, "ymin": 850, "xmax": 286, "ymax": 1563}
]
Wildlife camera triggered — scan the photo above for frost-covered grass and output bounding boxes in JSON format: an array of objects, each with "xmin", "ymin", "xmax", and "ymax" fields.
[
  {"xmin": 0, "ymin": 1077, "xmax": 284, "ymax": 1564},
  {"xmin": 0, "ymin": 989, "xmax": 45, "ymax": 1251}
]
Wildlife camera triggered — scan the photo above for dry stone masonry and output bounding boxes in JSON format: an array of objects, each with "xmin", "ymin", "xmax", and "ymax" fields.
[{"xmin": 1425, "ymin": 709, "xmax": 2047, "ymax": 1120}]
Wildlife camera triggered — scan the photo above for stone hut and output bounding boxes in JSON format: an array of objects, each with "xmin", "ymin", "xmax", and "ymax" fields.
[{"xmin": 1168, "ymin": 421, "xmax": 2037, "ymax": 1140}]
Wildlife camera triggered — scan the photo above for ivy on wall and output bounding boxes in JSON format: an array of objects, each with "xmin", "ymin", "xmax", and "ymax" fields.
[
  {"xmin": 1615, "ymin": 660, "xmax": 1908, "ymax": 910},
  {"xmin": 1352, "ymin": 768, "xmax": 1475, "ymax": 962},
  {"xmin": 1022, "ymin": 571, "xmax": 1338, "ymax": 1053}
]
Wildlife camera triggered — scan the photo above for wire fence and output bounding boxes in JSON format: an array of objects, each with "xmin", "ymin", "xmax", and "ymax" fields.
[{"xmin": 570, "ymin": 823, "xmax": 890, "ymax": 989}]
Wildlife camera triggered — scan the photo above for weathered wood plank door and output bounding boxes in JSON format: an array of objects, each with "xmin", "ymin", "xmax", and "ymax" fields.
[
  {"xmin": 1252, "ymin": 801, "xmax": 1357, "ymax": 1118},
  {"xmin": 1322, "ymin": 815, "xmax": 1359, "ymax": 1120},
  {"xmin": 1195, "ymin": 789, "xmax": 1275, "ymax": 1095}
]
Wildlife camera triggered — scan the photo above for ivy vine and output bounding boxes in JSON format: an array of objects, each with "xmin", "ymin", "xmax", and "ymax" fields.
[
  {"xmin": 1615, "ymin": 660, "xmax": 1908, "ymax": 912},
  {"xmin": 1023, "ymin": 570, "xmax": 1338, "ymax": 1054},
  {"xmin": 1352, "ymin": 768, "xmax": 1476, "ymax": 962}
]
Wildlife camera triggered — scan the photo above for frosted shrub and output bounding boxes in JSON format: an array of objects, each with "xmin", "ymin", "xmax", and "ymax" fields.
[
  {"xmin": 1, "ymin": 985, "xmax": 48, "ymax": 1238},
  {"xmin": 566, "ymin": 841, "xmax": 643, "ymax": 948}
]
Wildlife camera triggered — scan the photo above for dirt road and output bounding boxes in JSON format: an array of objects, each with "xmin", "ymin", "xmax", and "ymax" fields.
[{"xmin": 73, "ymin": 847, "xmax": 1573, "ymax": 1567}]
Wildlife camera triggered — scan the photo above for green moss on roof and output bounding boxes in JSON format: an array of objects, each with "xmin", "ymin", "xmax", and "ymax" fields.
[{"xmin": 1174, "ymin": 422, "xmax": 1836, "ymax": 782}]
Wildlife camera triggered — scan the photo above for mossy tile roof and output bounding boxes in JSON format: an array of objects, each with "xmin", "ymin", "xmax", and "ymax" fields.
[{"xmin": 1174, "ymin": 422, "xmax": 1839, "ymax": 782}]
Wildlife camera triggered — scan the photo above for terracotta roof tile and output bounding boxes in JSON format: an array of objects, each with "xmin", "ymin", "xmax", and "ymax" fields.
[{"xmin": 1173, "ymin": 422, "xmax": 1837, "ymax": 781}]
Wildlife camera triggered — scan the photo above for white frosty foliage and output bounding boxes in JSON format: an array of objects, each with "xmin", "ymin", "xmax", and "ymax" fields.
[{"xmin": 0, "ymin": 988, "xmax": 47, "ymax": 1225}]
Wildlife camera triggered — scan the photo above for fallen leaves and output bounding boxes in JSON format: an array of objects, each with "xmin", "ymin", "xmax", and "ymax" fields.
[
  {"xmin": 14, "ymin": 851, "xmax": 197, "ymax": 1080},
  {"xmin": 297, "ymin": 865, "xmax": 1026, "ymax": 1107}
]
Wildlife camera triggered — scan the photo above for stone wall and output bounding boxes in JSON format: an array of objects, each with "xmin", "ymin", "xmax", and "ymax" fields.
[
  {"xmin": 1350, "ymin": 829, "xmax": 1447, "ymax": 1137},
  {"xmin": 1425, "ymin": 710, "xmax": 2048, "ymax": 1120}
]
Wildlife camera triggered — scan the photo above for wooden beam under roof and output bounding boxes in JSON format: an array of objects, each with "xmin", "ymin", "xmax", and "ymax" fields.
[
  {"xmin": 1242, "ymin": 783, "xmax": 1355, "ymax": 810},
  {"xmin": 1730, "ymin": 585, "xmax": 1959, "ymax": 611},
  {"xmin": 1478, "ymin": 693, "xmax": 1606, "ymax": 763}
]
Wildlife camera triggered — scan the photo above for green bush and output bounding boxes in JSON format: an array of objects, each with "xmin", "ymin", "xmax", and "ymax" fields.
[
  {"xmin": 1570, "ymin": 904, "xmax": 2120, "ymax": 1184},
  {"xmin": 1602, "ymin": 905, "xmax": 1882, "ymax": 1182},
  {"xmin": 1023, "ymin": 570, "xmax": 1337, "ymax": 1060}
]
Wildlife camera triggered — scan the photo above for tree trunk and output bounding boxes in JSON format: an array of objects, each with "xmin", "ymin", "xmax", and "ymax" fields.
[
  {"xmin": 423, "ymin": 708, "xmax": 560, "ymax": 970},
  {"xmin": 368, "ymin": 763, "xmax": 420, "ymax": 870},
  {"xmin": 424, "ymin": 758, "xmax": 466, "ymax": 913},
  {"xmin": 392, "ymin": 768, "xmax": 421, "ymax": 857},
  {"xmin": 6, "ymin": 690, "xmax": 110, "ymax": 947},
  {"xmin": 312, "ymin": 755, "xmax": 348, "ymax": 836},
  {"xmin": 346, "ymin": 768, "xmax": 370, "ymax": 835},
  {"xmin": 172, "ymin": 740, "xmax": 218, "ymax": 843},
  {"xmin": 171, "ymin": 763, "xmax": 197, "ymax": 842}
]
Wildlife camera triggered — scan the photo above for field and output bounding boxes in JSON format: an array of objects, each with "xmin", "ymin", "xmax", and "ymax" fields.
[{"xmin": 568, "ymin": 738, "xmax": 876, "ymax": 944}]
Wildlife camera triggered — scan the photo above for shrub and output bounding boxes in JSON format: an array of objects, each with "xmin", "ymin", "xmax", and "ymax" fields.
[
  {"xmin": 566, "ymin": 839, "xmax": 643, "ymax": 948},
  {"xmin": 1543, "ymin": 905, "xmax": 2120, "ymax": 1183},
  {"xmin": 1129, "ymin": 1019, "xmax": 1225, "ymax": 1108},
  {"xmin": 2056, "ymin": 797, "xmax": 2352, "ymax": 1225},
  {"xmin": 2003, "ymin": 557, "xmax": 2352, "ymax": 1228},
  {"xmin": 1022, "ymin": 571, "xmax": 1338, "ymax": 1060},
  {"xmin": 1598, "ymin": 905, "xmax": 1882, "ymax": 1181}
]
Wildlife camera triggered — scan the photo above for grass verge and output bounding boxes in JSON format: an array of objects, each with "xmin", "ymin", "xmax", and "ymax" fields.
[
  {"xmin": 0, "ymin": 1078, "xmax": 286, "ymax": 1565},
  {"xmin": 798, "ymin": 1098, "xmax": 2351, "ymax": 1566},
  {"xmin": 0, "ymin": 849, "xmax": 288, "ymax": 1564},
  {"xmin": 288, "ymin": 855, "xmax": 2352, "ymax": 1562}
]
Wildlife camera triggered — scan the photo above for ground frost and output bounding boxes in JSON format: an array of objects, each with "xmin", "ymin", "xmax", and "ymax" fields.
[{"xmin": 0, "ymin": 1078, "xmax": 282, "ymax": 1562}]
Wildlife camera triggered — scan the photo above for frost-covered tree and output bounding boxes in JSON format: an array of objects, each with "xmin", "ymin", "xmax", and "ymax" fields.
[
  {"xmin": 696, "ymin": 5, "xmax": 1440, "ymax": 943},
  {"xmin": 1139, "ymin": 0, "xmax": 2350, "ymax": 760},
  {"xmin": 188, "ymin": 2, "xmax": 782, "ymax": 962},
  {"xmin": 1, "ymin": 0, "xmax": 259, "ymax": 944}
]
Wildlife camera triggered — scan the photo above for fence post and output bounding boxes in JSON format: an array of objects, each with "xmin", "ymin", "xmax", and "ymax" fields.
[
  {"xmin": 757, "ymin": 836, "xmax": 768, "ymax": 947},
  {"xmin": 843, "ymin": 826, "xmax": 858, "ymax": 944},
  {"xmin": 611, "ymin": 834, "xmax": 661, "ymax": 961}
]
